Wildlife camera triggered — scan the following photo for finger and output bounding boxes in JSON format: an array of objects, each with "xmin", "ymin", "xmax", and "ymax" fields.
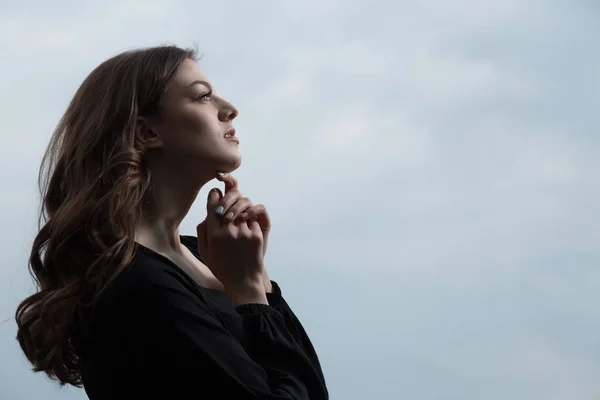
[
  {"xmin": 224, "ymin": 197, "xmax": 253, "ymax": 223},
  {"xmin": 216, "ymin": 172, "xmax": 238, "ymax": 194},
  {"xmin": 206, "ymin": 188, "xmax": 224, "ymax": 228},
  {"xmin": 239, "ymin": 204, "xmax": 271, "ymax": 231},
  {"xmin": 237, "ymin": 218, "xmax": 253, "ymax": 238},
  {"xmin": 219, "ymin": 189, "xmax": 243, "ymax": 218},
  {"xmin": 248, "ymin": 219, "xmax": 263, "ymax": 239},
  {"xmin": 224, "ymin": 219, "xmax": 240, "ymax": 239}
]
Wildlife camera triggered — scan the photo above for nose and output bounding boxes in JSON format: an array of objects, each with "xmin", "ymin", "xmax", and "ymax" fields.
[{"xmin": 218, "ymin": 98, "xmax": 239, "ymax": 122}]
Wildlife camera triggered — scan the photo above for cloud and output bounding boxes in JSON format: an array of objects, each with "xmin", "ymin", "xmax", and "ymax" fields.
[{"xmin": 1, "ymin": 0, "xmax": 599, "ymax": 399}]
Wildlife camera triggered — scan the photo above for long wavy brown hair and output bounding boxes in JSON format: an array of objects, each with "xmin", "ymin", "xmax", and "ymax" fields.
[{"xmin": 15, "ymin": 45, "xmax": 197, "ymax": 386}]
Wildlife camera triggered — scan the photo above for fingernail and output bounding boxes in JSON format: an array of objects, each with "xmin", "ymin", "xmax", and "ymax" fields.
[
  {"xmin": 240, "ymin": 212, "xmax": 249, "ymax": 219},
  {"xmin": 225, "ymin": 212, "xmax": 234, "ymax": 221},
  {"xmin": 217, "ymin": 172, "xmax": 225, "ymax": 177},
  {"xmin": 215, "ymin": 205, "xmax": 224, "ymax": 215}
]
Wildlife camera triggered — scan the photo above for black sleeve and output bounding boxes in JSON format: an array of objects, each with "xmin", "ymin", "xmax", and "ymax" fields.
[
  {"xmin": 267, "ymin": 281, "xmax": 328, "ymax": 394},
  {"xmin": 135, "ymin": 267, "xmax": 329, "ymax": 400}
]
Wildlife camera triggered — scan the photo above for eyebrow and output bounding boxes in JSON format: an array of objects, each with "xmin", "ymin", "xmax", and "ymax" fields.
[{"xmin": 187, "ymin": 80, "xmax": 213, "ymax": 90}]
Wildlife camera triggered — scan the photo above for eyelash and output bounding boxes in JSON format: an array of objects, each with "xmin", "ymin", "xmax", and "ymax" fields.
[{"xmin": 197, "ymin": 90, "xmax": 213, "ymax": 101}]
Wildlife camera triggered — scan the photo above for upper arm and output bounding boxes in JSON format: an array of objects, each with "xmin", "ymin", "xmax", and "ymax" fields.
[{"xmin": 123, "ymin": 265, "xmax": 325, "ymax": 399}]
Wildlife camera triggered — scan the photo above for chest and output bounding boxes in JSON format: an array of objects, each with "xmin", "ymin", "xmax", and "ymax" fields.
[
  {"xmin": 166, "ymin": 250, "xmax": 225, "ymax": 291},
  {"xmin": 148, "ymin": 247, "xmax": 245, "ymax": 340},
  {"xmin": 195, "ymin": 287, "xmax": 245, "ymax": 341}
]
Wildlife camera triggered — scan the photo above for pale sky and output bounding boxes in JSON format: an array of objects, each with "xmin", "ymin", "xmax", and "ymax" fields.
[{"xmin": 1, "ymin": 1, "xmax": 599, "ymax": 399}]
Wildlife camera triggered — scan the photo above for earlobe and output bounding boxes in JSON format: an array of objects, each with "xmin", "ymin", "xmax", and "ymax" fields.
[
  {"xmin": 137, "ymin": 117, "xmax": 164, "ymax": 149},
  {"xmin": 143, "ymin": 132, "xmax": 164, "ymax": 149}
]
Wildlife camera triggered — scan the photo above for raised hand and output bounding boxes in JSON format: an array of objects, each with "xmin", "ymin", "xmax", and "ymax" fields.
[
  {"xmin": 214, "ymin": 173, "xmax": 273, "ymax": 292},
  {"xmin": 196, "ymin": 188, "xmax": 267, "ymax": 306},
  {"xmin": 215, "ymin": 173, "xmax": 271, "ymax": 256}
]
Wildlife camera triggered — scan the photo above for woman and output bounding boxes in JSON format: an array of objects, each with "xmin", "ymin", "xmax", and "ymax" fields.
[{"xmin": 15, "ymin": 46, "xmax": 328, "ymax": 399}]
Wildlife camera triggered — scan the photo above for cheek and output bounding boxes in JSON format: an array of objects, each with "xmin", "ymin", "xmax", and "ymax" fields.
[
  {"xmin": 176, "ymin": 106, "xmax": 216, "ymax": 135},
  {"xmin": 157, "ymin": 105, "xmax": 223, "ymax": 154}
]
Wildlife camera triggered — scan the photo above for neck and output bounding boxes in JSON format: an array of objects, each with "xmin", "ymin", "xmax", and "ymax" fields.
[{"xmin": 135, "ymin": 164, "xmax": 214, "ymax": 254}]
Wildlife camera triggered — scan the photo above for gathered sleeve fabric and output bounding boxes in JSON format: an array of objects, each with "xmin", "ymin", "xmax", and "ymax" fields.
[{"xmin": 267, "ymin": 281, "xmax": 328, "ymax": 392}]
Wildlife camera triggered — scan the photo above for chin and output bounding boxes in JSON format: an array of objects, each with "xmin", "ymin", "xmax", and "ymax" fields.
[{"xmin": 218, "ymin": 152, "xmax": 242, "ymax": 173}]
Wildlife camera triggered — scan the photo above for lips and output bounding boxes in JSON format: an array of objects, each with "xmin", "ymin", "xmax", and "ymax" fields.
[{"xmin": 224, "ymin": 127, "xmax": 239, "ymax": 144}]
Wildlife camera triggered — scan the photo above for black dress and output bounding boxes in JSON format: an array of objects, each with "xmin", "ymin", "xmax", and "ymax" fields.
[{"xmin": 72, "ymin": 236, "xmax": 328, "ymax": 399}]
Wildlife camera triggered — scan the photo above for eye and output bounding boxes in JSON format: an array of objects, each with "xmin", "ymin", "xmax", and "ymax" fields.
[{"xmin": 197, "ymin": 90, "xmax": 213, "ymax": 101}]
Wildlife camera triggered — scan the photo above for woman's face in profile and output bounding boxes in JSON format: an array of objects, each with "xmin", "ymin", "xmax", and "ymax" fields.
[{"xmin": 148, "ymin": 59, "xmax": 241, "ymax": 175}]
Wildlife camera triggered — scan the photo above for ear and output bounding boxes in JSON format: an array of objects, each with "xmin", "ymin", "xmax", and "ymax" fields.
[{"xmin": 136, "ymin": 117, "xmax": 164, "ymax": 149}]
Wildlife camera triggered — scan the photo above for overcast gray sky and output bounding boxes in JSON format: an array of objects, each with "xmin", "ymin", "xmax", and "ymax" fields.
[{"xmin": 1, "ymin": 1, "xmax": 599, "ymax": 399}]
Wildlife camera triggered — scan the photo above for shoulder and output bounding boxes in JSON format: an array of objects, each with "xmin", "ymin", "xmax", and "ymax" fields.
[
  {"xmin": 101, "ymin": 236, "xmax": 204, "ymax": 303},
  {"xmin": 79, "ymin": 247, "xmax": 210, "ymax": 338},
  {"xmin": 98, "ymin": 245, "xmax": 198, "ymax": 310}
]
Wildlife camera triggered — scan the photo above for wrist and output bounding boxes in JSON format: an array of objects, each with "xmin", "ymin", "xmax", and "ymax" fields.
[{"xmin": 224, "ymin": 280, "xmax": 268, "ymax": 307}]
